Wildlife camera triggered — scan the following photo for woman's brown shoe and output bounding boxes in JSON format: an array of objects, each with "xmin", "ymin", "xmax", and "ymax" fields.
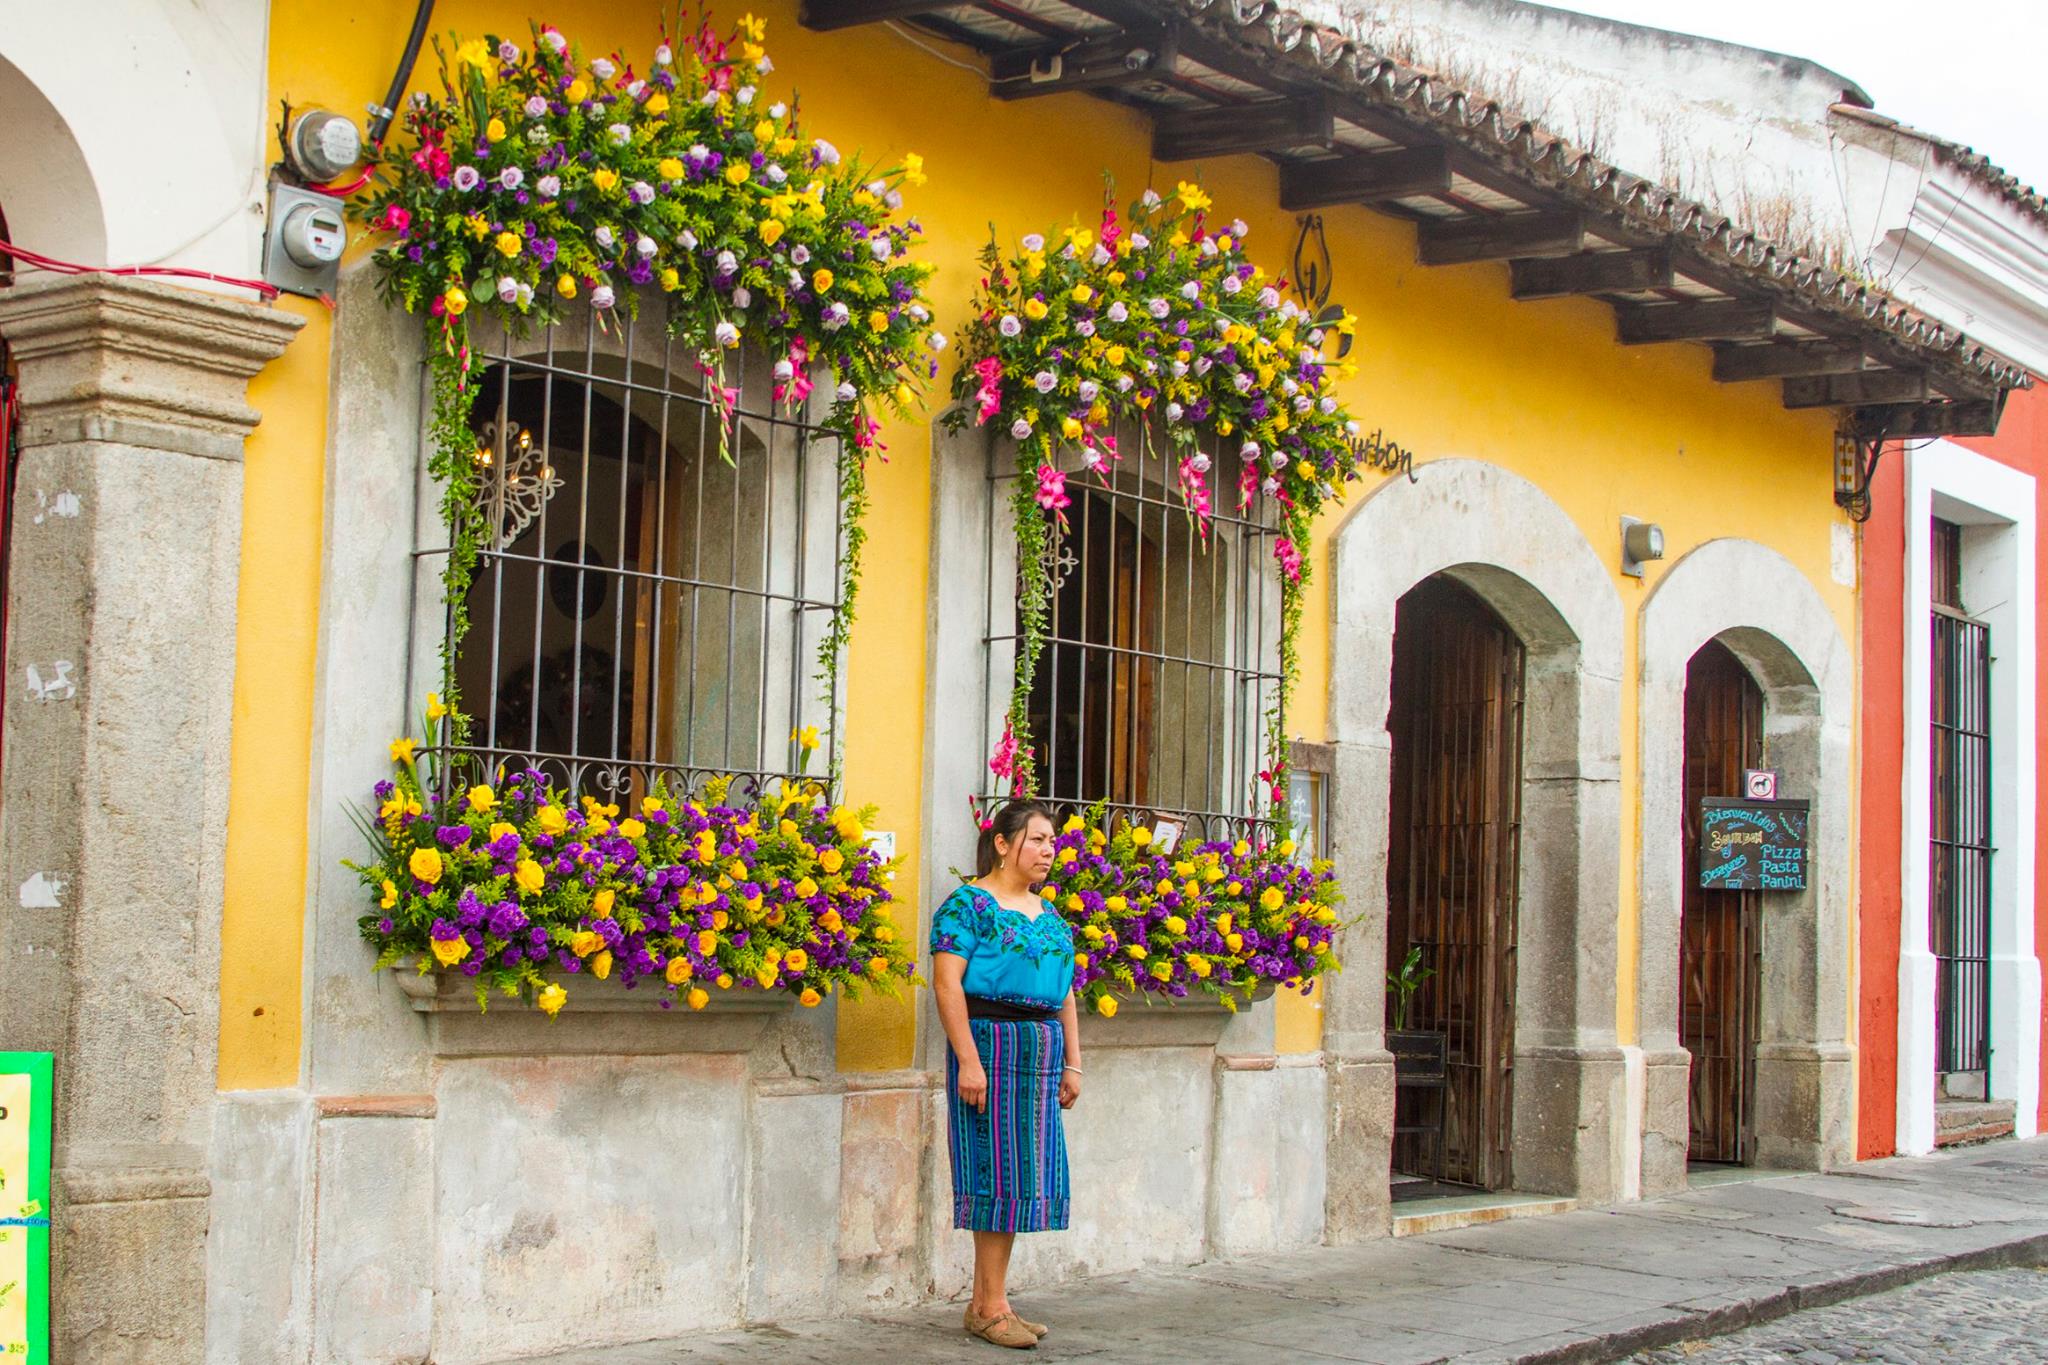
[
  {"xmin": 965, "ymin": 1305, "xmax": 1048, "ymax": 1340},
  {"xmin": 964, "ymin": 1308, "xmax": 1038, "ymax": 1349}
]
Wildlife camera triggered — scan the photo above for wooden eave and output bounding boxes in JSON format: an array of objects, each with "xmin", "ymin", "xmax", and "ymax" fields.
[{"xmin": 801, "ymin": 0, "xmax": 2029, "ymax": 436}]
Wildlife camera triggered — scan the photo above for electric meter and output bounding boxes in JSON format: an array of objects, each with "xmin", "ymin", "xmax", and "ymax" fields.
[
  {"xmin": 288, "ymin": 109, "xmax": 363, "ymax": 183},
  {"xmin": 281, "ymin": 203, "xmax": 346, "ymax": 268}
]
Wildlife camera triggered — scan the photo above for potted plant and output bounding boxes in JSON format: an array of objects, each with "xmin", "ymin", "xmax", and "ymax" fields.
[{"xmin": 1385, "ymin": 946, "xmax": 1445, "ymax": 1078}]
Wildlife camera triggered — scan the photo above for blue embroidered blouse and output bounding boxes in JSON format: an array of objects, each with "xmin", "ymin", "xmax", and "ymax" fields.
[{"xmin": 929, "ymin": 884, "xmax": 1076, "ymax": 1011}]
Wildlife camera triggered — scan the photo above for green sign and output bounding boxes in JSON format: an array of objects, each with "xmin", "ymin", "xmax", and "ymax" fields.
[{"xmin": 0, "ymin": 1054, "xmax": 52, "ymax": 1361}]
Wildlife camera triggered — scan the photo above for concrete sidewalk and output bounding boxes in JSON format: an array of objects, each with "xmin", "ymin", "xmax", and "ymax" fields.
[{"xmin": 513, "ymin": 1139, "xmax": 2048, "ymax": 1364}]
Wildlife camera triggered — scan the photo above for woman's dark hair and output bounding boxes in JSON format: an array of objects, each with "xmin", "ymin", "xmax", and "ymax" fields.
[{"xmin": 976, "ymin": 800, "xmax": 1055, "ymax": 877}]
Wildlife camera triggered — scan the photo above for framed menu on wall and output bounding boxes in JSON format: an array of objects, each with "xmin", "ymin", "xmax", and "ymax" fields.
[{"xmin": 0, "ymin": 1053, "xmax": 51, "ymax": 1362}]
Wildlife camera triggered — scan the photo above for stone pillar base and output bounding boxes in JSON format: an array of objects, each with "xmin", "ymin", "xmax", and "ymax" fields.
[
  {"xmin": 1639, "ymin": 1047, "xmax": 1692, "ymax": 1198},
  {"xmin": 1755, "ymin": 1042, "xmax": 1856, "ymax": 1171},
  {"xmin": 1324, "ymin": 1051, "xmax": 1394, "ymax": 1244},
  {"xmin": 1513, "ymin": 1044, "xmax": 1628, "ymax": 1202}
]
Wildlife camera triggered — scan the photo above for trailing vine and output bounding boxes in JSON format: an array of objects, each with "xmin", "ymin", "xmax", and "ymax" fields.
[
  {"xmin": 357, "ymin": 12, "xmax": 940, "ymax": 760},
  {"xmin": 950, "ymin": 182, "xmax": 1363, "ymax": 828}
]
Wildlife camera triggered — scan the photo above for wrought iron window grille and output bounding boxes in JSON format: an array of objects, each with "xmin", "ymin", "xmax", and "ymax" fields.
[
  {"xmin": 410, "ymin": 301, "xmax": 847, "ymax": 807},
  {"xmin": 978, "ymin": 421, "xmax": 1285, "ymax": 843}
]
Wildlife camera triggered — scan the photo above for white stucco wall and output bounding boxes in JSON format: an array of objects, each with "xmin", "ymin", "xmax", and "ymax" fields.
[{"xmin": 1, "ymin": 1, "xmax": 270, "ymax": 281}]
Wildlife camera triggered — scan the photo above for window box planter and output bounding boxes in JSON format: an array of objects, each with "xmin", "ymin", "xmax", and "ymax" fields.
[
  {"xmin": 394, "ymin": 968, "xmax": 797, "ymax": 1058},
  {"xmin": 1080, "ymin": 982, "xmax": 1277, "ymax": 1048}
]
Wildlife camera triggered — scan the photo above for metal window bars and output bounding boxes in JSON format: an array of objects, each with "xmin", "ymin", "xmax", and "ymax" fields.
[
  {"xmin": 978, "ymin": 420, "xmax": 1284, "ymax": 843},
  {"xmin": 411, "ymin": 301, "xmax": 845, "ymax": 807}
]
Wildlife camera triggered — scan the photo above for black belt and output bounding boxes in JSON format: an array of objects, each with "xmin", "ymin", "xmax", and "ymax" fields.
[{"xmin": 965, "ymin": 995, "xmax": 1058, "ymax": 1022}]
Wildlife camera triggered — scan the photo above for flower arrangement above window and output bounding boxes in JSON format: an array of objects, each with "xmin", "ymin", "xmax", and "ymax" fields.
[
  {"xmin": 1039, "ymin": 811, "xmax": 1343, "ymax": 1016},
  {"xmin": 950, "ymin": 182, "xmax": 1363, "ymax": 813},
  {"xmin": 354, "ymin": 721, "xmax": 917, "ymax": 1016},
  {"xmin": 357, "ymin": 11, "xmax": 939, "ymax": 726}
]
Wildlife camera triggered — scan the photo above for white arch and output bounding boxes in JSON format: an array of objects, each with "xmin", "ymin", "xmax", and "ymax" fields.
[
  {"xmin": 1634, "ymin": 538, "xmax": 1854, "ymax": 1194},
  {"xmin": 1, "ymin": 2, "xmax": 266, "ymax": 277},
  {"xmin": 1324, "ymin": 457, "xmax": 1627, "ymax": 1217}
]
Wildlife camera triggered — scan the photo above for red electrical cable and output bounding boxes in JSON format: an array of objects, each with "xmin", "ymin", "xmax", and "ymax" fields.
[
  {"xmin": 0, "ymin": 239, "xmax": 281, "ymax": 301},
  {"xmin": 305, "ymin": 165, "xmax": 378, "ymax": 199}
]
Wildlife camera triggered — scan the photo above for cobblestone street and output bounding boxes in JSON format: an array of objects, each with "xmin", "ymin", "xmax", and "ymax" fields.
[{"xmin": 1627, "ymin": 1266, "xmax": 2048, "ymax": 1364}]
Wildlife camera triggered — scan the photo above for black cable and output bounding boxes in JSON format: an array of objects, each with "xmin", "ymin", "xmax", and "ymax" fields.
[{"xmin": 367, "ymin": 0, "xmax": 436, "ymax": 149}]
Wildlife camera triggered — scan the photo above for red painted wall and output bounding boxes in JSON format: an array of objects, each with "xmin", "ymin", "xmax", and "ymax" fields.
[{"xmin": 1858, "ymin": 383, "xmax": 2048, "ymax": 1159}]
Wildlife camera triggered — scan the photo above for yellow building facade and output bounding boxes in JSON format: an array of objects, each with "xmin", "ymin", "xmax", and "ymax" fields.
[{"xmin": 7, "ymin": 0, "xmax": 2027, "ymax": 1359}]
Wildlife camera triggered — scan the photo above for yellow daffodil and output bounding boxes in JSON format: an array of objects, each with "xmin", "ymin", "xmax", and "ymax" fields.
[
  {"xmin": 390, "ymin": 736, "xmax": 419, "ymax": 766},
  {"xmin": 430, "ymin": 934, "xmax": 469, "ymax": 966},
  {"xmin": 752, "ymin": 118, "xmax": 776, "ymax": 144},
  {"xmin": 725, "ymin": 162, "xmax": 750, "ymax": 185},
  {"xmin": 380, "ymin": 879, "xmax": 398, "ymax": 909},
  {"xmin": 409, "ymin": 847, "xmax": 443, "ymax": 884},
  {"xmin": 1061, "ymin": 416, "xmax": 1084, "ymax": 440},
  {"xmin": 514, "ymin": 859, "xmax": 545, "ymax": 895},
  {"xmin": 457, "ymin": 38, "xmax": 493, "ymax": 68},
  {"xmin": 426, "ymin": 693, "xmax": 449, "ymax": 720},
  {"xmin": 902, "ymin": 152, "xmax": 926, "ymax": 186},
  {"xmin": 793, "ymin": 724, "xmax": 820, "ymax": 751},
  {"xmin": 537, "ymin": 983, "xmax": 568, "ymax": 1017}
]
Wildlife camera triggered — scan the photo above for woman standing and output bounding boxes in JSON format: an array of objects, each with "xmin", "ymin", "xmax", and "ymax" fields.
[{"xmin": 930, "ymin": 800, "xmax": 1081, "ymax": 1350}]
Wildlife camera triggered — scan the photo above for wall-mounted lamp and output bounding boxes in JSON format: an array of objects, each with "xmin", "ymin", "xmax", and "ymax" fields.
[
  {"xmin": 1290, "ymin": 214, "xmax": 1354, "ymax": 359},
  {"xmin": 1620, "ymin": 516, "xmax": 1664, "ymax": 578}
]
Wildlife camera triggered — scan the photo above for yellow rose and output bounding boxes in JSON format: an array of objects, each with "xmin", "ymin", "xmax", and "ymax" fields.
[
  {"xmin": 1127, "ymin": 944, "xmax": 1147, "ymax": 960},
  {"xmin": 785, "ymin": 948, "xmax": 810, "ymax": 973},
  {"xmin": 537, "ymin": 983, "xmax": 568, "ymax": 1017},
  {"xmin": 834, "ymin": 810, "xmax": 864, "ymax": 842},
  {"xmin": 873, "ymin": 926, "xmax": 895, "ymax": 943},
  {"xmin": 1165, "ymin": 916, "xmax": 1187, "ymax": 936},
  {"xmin": 515, "ymin": 859, "xmax": 545, "ymax": 895},
  {"xmin": 618, "ymin": 818, "xmax": 646, "ymax": 839},
  {"xmin": 1071, "ymin": 284, "xmax": 1093, "ymax": 304},
  {"xmin": 687, "ymin": 986, "xmax": 710, "ymax": 1010},
  {"xmin": 430, "ymin": 935, "xmax": 468, "ymax": 966},
  {"xmin": 818, "ymin": 847, "xmax": 844, "ymax": 874},
  {"xmin": 408, "ymin": 847, "xmax": 443, "ymax": 885},
  {"xmin": 868, "ymin": 309, "xmax": 890, "ymax": 333},
  {"xmin": 1095, "ymin": 995, "xmax": 1119, "ymax": 1019},
  {"xmin": 1189, "ymin": 956, "xmax": 1212, "ymax": 978},
  {"xmin": 1279, "ymin": 840, "xmax": 1296, "ymax": 857},
  {"xmin": 755, "ymin": 965, "xmax": 778, "ymax": 988},
  {"xmin": 571, "ymin": 930, "xmax": 604, "ymax": 957},
  {"xmin": 818, "ymin": 909, "xmax": 845, "ymax": 933},
  {"xmin": 793, "ymin": 877, "xmax": 818, "ymax": 899},
  {"xmin": 1075, "ymin": 952, "xmax": 1090, "ymax": 969},
  {"xmin": 565, "ymin": 79, "xmax": 590, "ymax": 104},
  {"xmin": 725, "ymin": 162, "xmax": 750, "ymax": 185},
  {"xmin": 665, "ymin": 957, "xmax": 694, "ymax": 986},
  {"xmin": 1151, "ymin": 961, "xmax": 1173, "ymax": 982},
  {"xmin": 645, "ymin": 92, "xmax": 670, "ymax": 116},
  {"xmin": 813, "ymin": 268, "xmax": 834, "ymax": 293},
  {"xmin": 467, "ymin": 784, "xmax": 496, "ymax": 813},
  {"xmin": 697, "ymin": 929, "xmax": 718, "ymax": 955},
  {"xmin": 592, "ymin": 889, "xmax": 615, "ymax": 916},
  {"xmin": 1260, "ymin": 886, "xmax": 1285, "ymax": 911},
  {"xmin": 712, "ymin": 909, "xmax": 730, "ymax": 931},
  {"xmin": 485, "ymin": 118, "xmax": 507, "ymax": 143},
  {"xmin": 533, "ymin": 805, "xmax": 566, "ymax": 837},
  {"xmin": 1023, "ymin": 298, "xmax": 1048, "ymax": 321},
  {"xmin": 759, "ymin": 218, "xmax": 785, "ymax": 247},
  {"xmin": 592, "ymin": 950, "xmax": 613, "ymax": 980},
  {"xmin": 1105, "ymin": 344, "xmax": 1127, "ymax": 367},
  {"xmin": 1131, "ymin": 827, "xmax": 1153, "ymax": 847},
  {"xmin": 1226, "ymin": 932, "xmax": 1244, "ymax": 952},
  {"xmin": 868, "ymin": 956, "xmax": 890, "ymax": 975},
  {"xmin": 799, "ymin": 987, "xmax": 822, "ymax": 1007},
  {"xmin": 716, "ymin": 973, "xmax": 733, "ymax": 989},
  {"xmin": 1217, "ymin": 913, "xmax": 1233, "ymax": 934},
  {"xmin": 557, "ymin": 274, "xmax": 577, "ymax": 299},
  {"xmin": 442, "ymin": 287, "xmax": 468, "ymax": 316},
  {"xmin": 592, "ymin": 167, "xmax": 619, "ymax": 192},
  {"xmin": 642, "ymin": 797, "xmax": 666, "ymax": 816}
]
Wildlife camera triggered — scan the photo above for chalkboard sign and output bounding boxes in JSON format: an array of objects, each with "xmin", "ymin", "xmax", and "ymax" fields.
[{"xmin": 1699, "ymin": 798, "xmax": 1810, "ymax": 891}]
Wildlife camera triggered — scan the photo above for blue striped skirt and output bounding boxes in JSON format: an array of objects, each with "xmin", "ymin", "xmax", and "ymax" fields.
[{"xmin": 946, "ymin": 1018, "xmax": 1070, "ymax": 1233}]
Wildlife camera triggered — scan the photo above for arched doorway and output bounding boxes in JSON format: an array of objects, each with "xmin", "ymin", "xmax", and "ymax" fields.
[
  {"xmin": 1387, "ymin": 575, "xmax": 1526, "ymax": 1191},
  {"xmin": 1681, "ymin": 639, "xmax": 1765, "ymax": 1166}
]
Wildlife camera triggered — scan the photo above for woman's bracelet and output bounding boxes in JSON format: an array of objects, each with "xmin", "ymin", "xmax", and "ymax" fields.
[{"xmin": 1063, "ymin": 1064, "xmax": 1083, "ymax": 1074}]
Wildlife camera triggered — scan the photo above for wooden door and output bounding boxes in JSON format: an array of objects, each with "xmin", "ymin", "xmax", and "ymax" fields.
[
  {"xmin": 1387, "ymin": 576, "xmax": 1525, "ymax": 1190},
  {"xmin": 1680, "ymin": 640, "xmax": 1764, "ymax": 1165}
]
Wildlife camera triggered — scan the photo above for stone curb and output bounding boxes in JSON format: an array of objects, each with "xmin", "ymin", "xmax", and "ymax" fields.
[{"xmin": 1510, "ymin": 1231, "xmax": 2048, "ymax": 1363}]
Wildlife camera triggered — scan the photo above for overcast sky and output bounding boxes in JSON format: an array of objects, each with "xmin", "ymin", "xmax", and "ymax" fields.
[{"xmin": 1545, "ymin": 0, "xmax": 2047, "ymax": 194}]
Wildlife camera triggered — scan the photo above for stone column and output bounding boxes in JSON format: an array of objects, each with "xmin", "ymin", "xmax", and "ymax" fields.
[{"xmin": 0, "ymin": 274, "xmax": 301, "ymax": 1362}]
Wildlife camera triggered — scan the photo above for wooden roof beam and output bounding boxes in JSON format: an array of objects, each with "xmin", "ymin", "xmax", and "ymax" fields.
[
  {"xmin": 1617, "ymin": 300, "xmax": 1775, "ymax": 346},
  {"xmin": 1853, "ymin": 397, "xmax": 2004, "ymax": 440},
  {"xmin": 1278, "ymin": 148, "xmax": 1451, "ymax": 211},
  {"xmin": 799, "ymin": 0, "xmax": 955, "ymax": 30},
  {"xmin": 1509, "ymin": 248, "xmax": 1674, "ymax": 300},
  {"xmin": 1153, "ymin": 96, "xmax": 1334, "ymax": 162},
  {"xmin": 1784, "ymin": 369, "xmax": 1930, "ymax": 409},
  {"xmin": 1711, "ymin": 340, "xmax": 1867, "ymax": 381},
  {"xmin": 1417, "ymin": 211, "xmax": 1584, "ymax": 266},
  {"xmin": 990, "ymin": 25, "xmax": 1178, "ymax": 100}
]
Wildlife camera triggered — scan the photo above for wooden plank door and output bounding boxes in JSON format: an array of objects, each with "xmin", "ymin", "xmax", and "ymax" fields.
[
  {"xmin": 1387, "ymin": 576, "xmax": 1525, "ymax": 1190},
  {"xmin": 1680, "ymin": 640, "xmax": 1764, "ymax": 1165}
]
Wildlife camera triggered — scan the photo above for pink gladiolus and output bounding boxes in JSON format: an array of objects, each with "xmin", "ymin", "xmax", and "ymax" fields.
[
  {"xmin": 988, "ymin": 719, "xmax": 1020, "ymax": 782},
  {"xmin": 379, "ymin": 204, "xmax": 412, "ymax": 233},
  {"xmin": 774, "ymin": 337, "xmax": 814, "ymax": 406},
  {"xmin": 973, "ymin": 355, "xmax": 1003, "ymax": 425},
  {"xmin": 1274, "ymin": 536, "xmax": 1304, "ymax": 582},
  {"xmin": 1034, "ymin": 464, "xmax": 1071, "ymax": 519},
  {"xmin": 1178, "ymin": 457, "xmax": 1213, "ymax": 536}
]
